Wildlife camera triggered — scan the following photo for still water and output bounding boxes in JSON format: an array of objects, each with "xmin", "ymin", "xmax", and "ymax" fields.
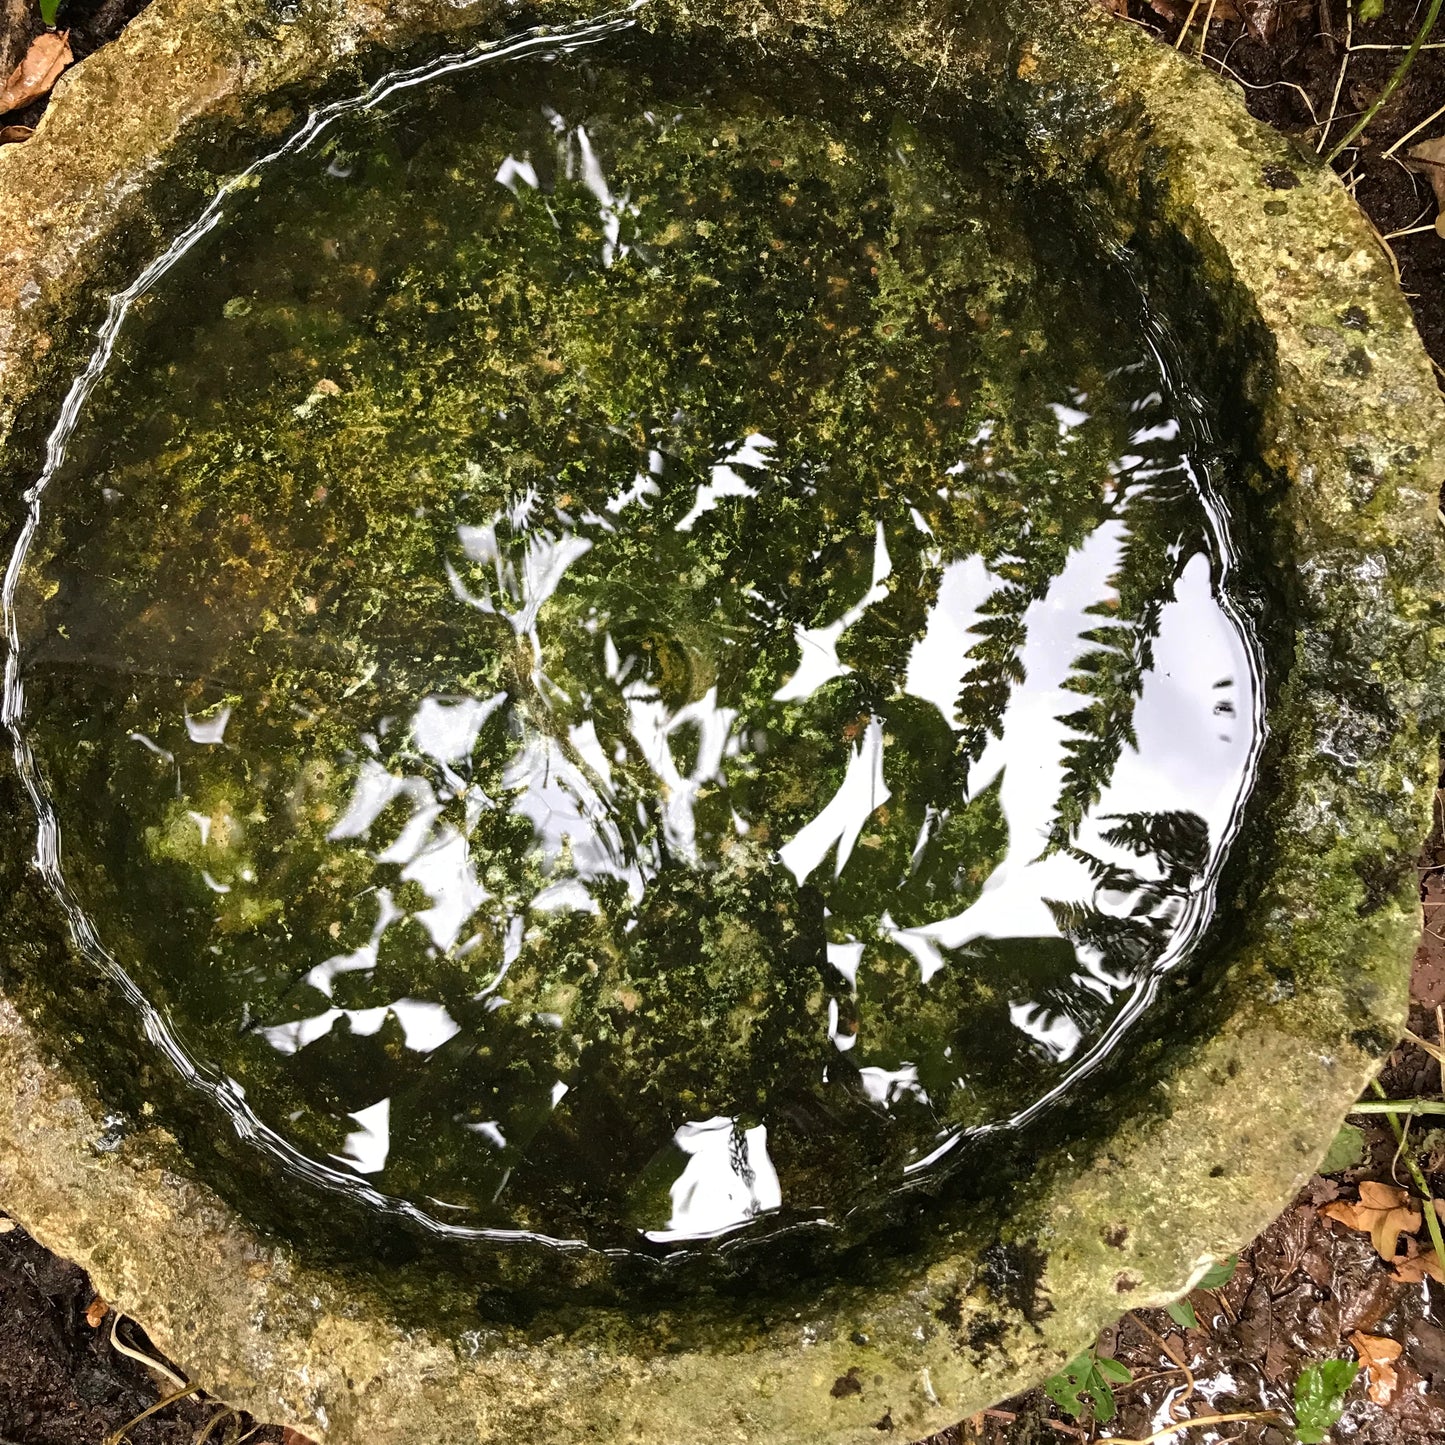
[{"xmin": 4, "ymin": 14, "xmax": 1262, "ymax": 1259}]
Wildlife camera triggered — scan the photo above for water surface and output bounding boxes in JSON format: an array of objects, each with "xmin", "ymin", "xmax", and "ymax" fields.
[{"xmin": 4, "ymin": 17, "xmax": 1263, "ymax": 1260}]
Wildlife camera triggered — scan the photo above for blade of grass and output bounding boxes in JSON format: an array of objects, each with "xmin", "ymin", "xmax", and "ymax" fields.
[
  {"xmin": 1368, "ymin": 1078, "xmax": 1445, "ymax": 1268},
  {"xmin": 1326, "ymin": 0, "xmax": 1445, "ymax": 162}
]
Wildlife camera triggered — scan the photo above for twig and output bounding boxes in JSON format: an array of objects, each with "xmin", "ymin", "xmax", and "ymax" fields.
[
  {"xmin": 1096, "ymin": 1413, "xmax": 1287, "ymax": 1445},
  {"xmin": 1318, "ymin": 0, "xmax": 1353, "ymax": 153},
  {"xmin": 1369, "ymin": 1079, "xmax": 1445, "ymax": 1268},
  {"xmin": 1174, "ymin": 0, "xmax": 1203, "ymax": 49},
  {"xmin": 194, "ymin": 1407, "xmax": 240, "ymax": 1445},
  {"xmin": 1403, "ymin": 1027, "xmax": 1445, "ymax": 1067},
  {"xmin": 1206, "ymin": 54, "xmax": 1321, "ymax": 124},
  {"xmin": 979, "ymin": 1407, "xmax": 1085, "ymax": 1437},
  {"xmin": 1383, "ymin": 95, "xmax": 1445, "ymax": 159},
  {"xmin": 1130, "ymin": 1313, "xmax": 1196, "ymax": 1418},
  {"xmin": 1196, "ymin": 0, "xmax": 1218, "ymax": 57},
  {"xmin": 1114, "ymin": 1366, "xmax": 1190, "ymax": 1393},
  {"xmin": 1326, "ymin": 0, "xmax": 1445, "ymax": 163},
  {"xmin": 104, "ymin": 1384, "xmax": 201, "ymax": 1445},
  {"xmin": 1436, "ymin": 1004, "xmax": 1444, "ymax": 1099},
  {"xmin": 109, "ymin": 1313, "xmax": 189, "ymax": 1390},
  {"xmin": 1357, "ymin": 207, "xmax": 1405, "ymax": 283}
]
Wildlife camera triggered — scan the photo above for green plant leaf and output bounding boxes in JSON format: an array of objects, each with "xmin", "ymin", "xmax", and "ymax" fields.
[
  {"xmin": 1359, "ymin": 0, "xmax": 1385, "ymax": 19},
  {"xmin": 1293, "ymin": 1359, "xmax": 1359, "ymax": 1443},
  {"xmin": 1321, "ymin": 1123, "xmax": 1365, "ymax": 1175},
  {"xmin": 38, "ymin": 0, "xmax": 61, "ymax": 27},
  {"xmin": 1166, "ymin": 1298, "xmax": 1199, "ymax": 1330},
  {"xmin": 1199, "ymin": 1255, "xmax": 1238, "ymax": 1290},
  {"xmin": 1043, "ymin": 1351, "xmax": 1130, "ymax": 1424}
]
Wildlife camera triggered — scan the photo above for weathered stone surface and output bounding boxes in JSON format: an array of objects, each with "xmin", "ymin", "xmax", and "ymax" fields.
[{"xmin": 0, "ymin": 0, "xmax": 1440, "ymax": 1441}]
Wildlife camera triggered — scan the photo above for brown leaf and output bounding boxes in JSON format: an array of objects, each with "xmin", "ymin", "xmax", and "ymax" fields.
[
  {"xmin": 1322, "ymin": 1182, "xmax": 1422, "ymax": 1261},
  {"xmin": 1409, "ymin": 137, "xmax": 1445, "ymax": 234},
  {"xmin": 84, "ymin": 1296, "xmax": 107, "ymax": 1329},
  {"xmin": 1350, "ymin": 1331, "xmax": 1403, "ymax": 1406},
  {"xmin": 1391, "ymin": 1246, "xmax": 1445, "ymax": 1285},
  {"xmin": 280, "ymin": 1431, "xmax": 318, "ymax": 1445},
  {"xmin": 0, "ymin": 124, "xmax": 31, "ymax": 144},
  {"xmin": 0, "ymin": 31, "xmax": 71, "ymax": 117}
]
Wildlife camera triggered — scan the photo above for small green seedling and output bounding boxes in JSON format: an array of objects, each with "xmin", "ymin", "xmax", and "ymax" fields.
[
  {"xmin": 1359, "ymin": 0, "xmax": 1385, "ymax": 18},
  {"xmin": 1293, "ymin": 1359, "xmax": 1359, "ymax": 1443},
  {"xmin": 39, "ymin": 0, "xmax": 62, "ymax": 27},
  {"xmin": 1198, "ymin": 1255, "xmax": 1238, "ymax": 1289},
  {"xmin": 1320, "ymin": 1123, "xmax": 1365, "ymax": 1175},
  {"xmin": 1043, "ymin": 1350, "xmax": 1131, "ymax": 1424},
  {"xmin": 1164, "ymin": 1254, "xmax": 1238, "ymax": 1330}
]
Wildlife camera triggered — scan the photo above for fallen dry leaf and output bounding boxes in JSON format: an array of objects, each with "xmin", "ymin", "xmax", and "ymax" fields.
[
  {"xmin": 1350, "ymin": 1330, "xmax": 1404, "ymax": 1405},
  {"xmin": 1392, "ymin": 1244, "xmax": 1445, "ymax": 1285},
  {"xmin": 0, "ymin": 123, "xmax": 31, "ymax": 144},
  {"xmin": 84, "ymin": 1296, "xmax": 107, "ymax": 1329},
  {"xmin": 0, "ymin": 31, "xmax": 71, "ymax": 118},
  {"xmin": 281, "ymin": 1430, "xmax": 318, "ymax": 1445},
  {"xmin": 1321, "ymin": 1181, "xmax": 1423, "ymax": 1261},
  {"xmin": 1146, "ymin": 0, "xmax": 1244, "ymax": 22},
  {"xmin": 1408, "ymin": 137, "xmax": 1445, "ymax": 238}
]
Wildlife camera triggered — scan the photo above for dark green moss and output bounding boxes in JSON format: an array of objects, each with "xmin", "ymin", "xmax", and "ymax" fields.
[{"xmin": 3, "ymin": 26, "xmax": 1266, "ymax": 1303}]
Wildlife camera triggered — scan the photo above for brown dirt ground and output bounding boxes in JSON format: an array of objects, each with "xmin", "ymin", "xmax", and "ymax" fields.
[{"xmin": 2, "ymin": 0, "xmax": 1444, "ymax": 1442}]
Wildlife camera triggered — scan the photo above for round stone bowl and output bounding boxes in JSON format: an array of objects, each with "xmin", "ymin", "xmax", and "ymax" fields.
[{"xmin": 0, "ymin": 0, "xmax": 1441, "ymax": 1440}]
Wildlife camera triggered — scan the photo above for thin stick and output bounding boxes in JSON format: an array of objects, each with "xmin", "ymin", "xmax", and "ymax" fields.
[
  {"xmin": 1384, "ymin": 95, "xmax": 1445, "ymax": 159},
  {"xmin": 1327, "ymin": 0, "xmax": 1445, "ymax": 163},
  {"xmin": 979, "ymin": 1407, "xmax": 1085, "ymax": 1437},
  {"xmin": 1319, "ymin": 0, "xmax": 1354, "ymax": 153},
  {"xmin": 108, "ymin": 1313, "xmax": 189, "ymax": 1390},
  {"xmin": 1349, "ymin": 40, "xmax": 1445, "ymax": 49},
  {"xmin": 1096, "ymin": 1414, "xmax": 1287, "ymax": 1445},
  {"xmin": 1369, "ymin": 1079, "xmax": 1445, "ymax": 1267},
  {"xmin": 1130, "ymin": 1313, "xmax": 1196, "ymax": 1418},
  {"xmin": 193, "ymin": 1408, "xmax": 239, "ymax": 1445},
  {"xmin": 1403, "ymin": 1027, "xmax": 1445, "ymax": 1066},
  {"xmin": 1196, "ymin": 0, "xmax": 1218, "ymax": 57},
  {"xmin": 104, "ymin": 1384, "xmax": 201, "ymax": 1445},
  {"xmin": 1358, "ymin": 207, "xmax": 1405, "ymax": 284},
  {"xmin": 1206, "ymin": 54, "xmax": 1321, "ymax": 124},
  {"xmin": 1174, "ymin": 0, "xmax": 1203, "ymax": 49},
  {"xmin": 1436, "ymin": 1004, "xmax": 1444, "ymax": 1099}
]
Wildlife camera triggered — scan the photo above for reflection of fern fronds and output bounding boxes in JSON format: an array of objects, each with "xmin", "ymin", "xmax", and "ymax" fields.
[
  {"xmin": 955, "ymin": 582, "xmax": 1032, "ymax": 776},
  {"xmin": 1047, "ymin": 808, "xmax": 1210, "ymax": 979},
  {"xmin": 1046, "ymin": 895, "xmax": 1169, "ymax": 973},
  {"xmin": 1097, "ymin": 809, "xmax": 1208, "ymax": 880},
  {"xmin": 1048, "ymin": 461, "xmax": 1206, "ymax": 849}
]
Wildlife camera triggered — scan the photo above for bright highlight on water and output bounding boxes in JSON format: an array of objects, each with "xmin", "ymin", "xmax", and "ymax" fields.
[{"xmin": 4, "ymin": 19, "xmax": 1263, "ymax": 1261}]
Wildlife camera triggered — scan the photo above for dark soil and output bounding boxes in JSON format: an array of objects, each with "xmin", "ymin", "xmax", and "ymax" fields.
[
  {"xmin": 1128, "ymin": 0, "xmax": 1445, "ymax": 388},
  {"xmin": 0, "ymin": 1213, "xmax": 285, "ymax": 1444},
  {"xmin": 941, "ymin": 903, "xmax": 1445, "ymax": 1444},
  {"xmin": 1, "ymin": 0, "xmax": 1443, "ymax": 1442},
  {"xmin": 0, "ymin": 0, "xmax": 151, "ymax": 133}
]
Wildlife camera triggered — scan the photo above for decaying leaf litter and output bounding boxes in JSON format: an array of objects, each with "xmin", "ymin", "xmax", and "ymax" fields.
[{"xmin": 1, "ymin": 0, "xmax": 1444, "ymax": 1441}]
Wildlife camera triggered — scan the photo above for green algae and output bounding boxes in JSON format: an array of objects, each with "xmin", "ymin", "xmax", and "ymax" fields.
[{"xmin": 9, "ymin": 29, "xmax": 1263, "ymax": 1272}]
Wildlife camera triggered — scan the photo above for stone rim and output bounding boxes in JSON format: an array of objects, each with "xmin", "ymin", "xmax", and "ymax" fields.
[{"xmin": 0, "ymin": 1, "xmax": 1440, "ymax": 1440}]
